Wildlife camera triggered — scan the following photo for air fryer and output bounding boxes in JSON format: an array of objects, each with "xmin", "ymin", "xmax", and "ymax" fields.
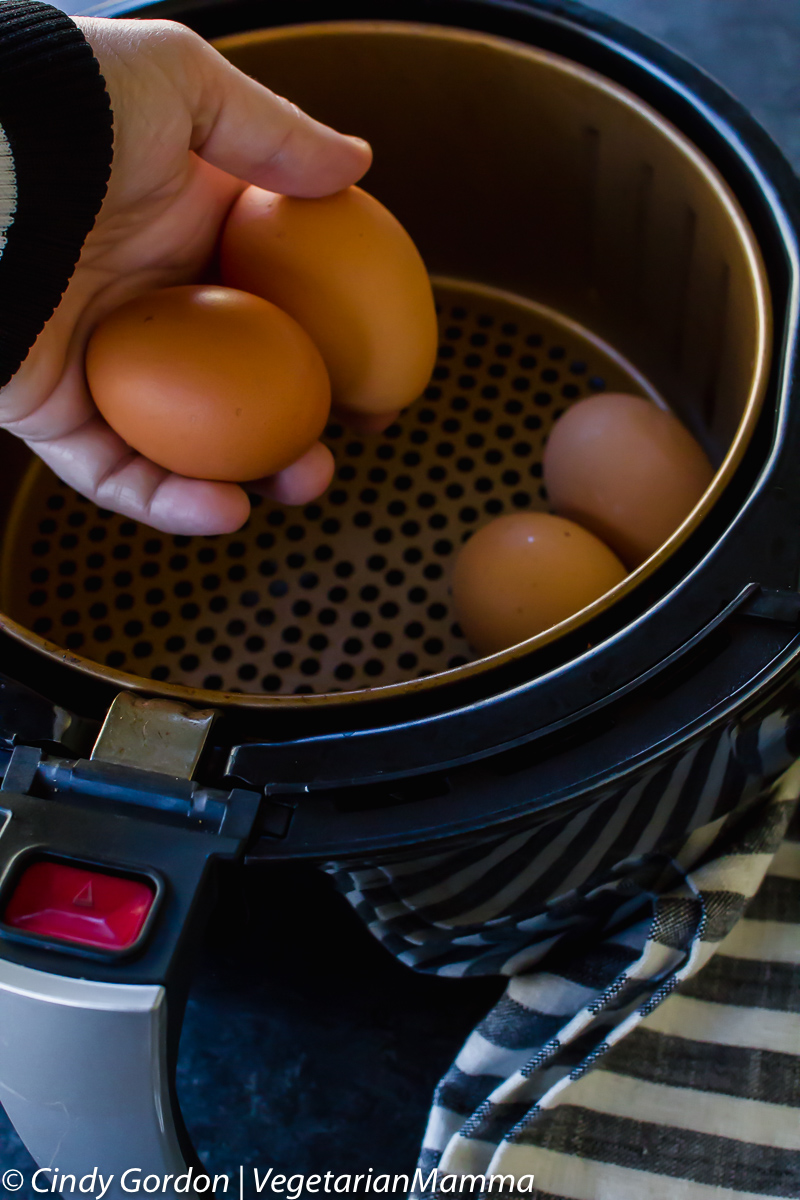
[{"xmin": 0, "ymin": 0, "xmax": 798, "ymax": 1188}]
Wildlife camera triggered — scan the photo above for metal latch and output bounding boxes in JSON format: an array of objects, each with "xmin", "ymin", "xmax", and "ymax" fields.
[{"xmin": 91, "ymin": 691, "xmax": 218, "ymax": 779}]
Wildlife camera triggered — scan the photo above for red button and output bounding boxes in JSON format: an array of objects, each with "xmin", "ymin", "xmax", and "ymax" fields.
[{"xmin": 3, "ymin": 861, "xmax": 155, "ymax": 951}]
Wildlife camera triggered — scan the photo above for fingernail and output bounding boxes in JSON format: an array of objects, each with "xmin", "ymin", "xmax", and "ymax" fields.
[{"xmin": 346, "ymin": 135, "xmax": 372, "ymax": 153}]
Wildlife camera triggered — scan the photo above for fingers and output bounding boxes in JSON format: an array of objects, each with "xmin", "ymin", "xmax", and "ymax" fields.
[
  {"xmin": 247, "ymin": 441, "xmax": 335, "ymax": 506},
  {"xmin": 24, "ymin": 415, "xmax": 336, "ymax": 534},
  {"xmin": 29, "ymin": 416, "xmax": 252, "ymax": 535},
  {"xmin": 184, "ymin": 29, "xmax": 373, "ymax": 197}
]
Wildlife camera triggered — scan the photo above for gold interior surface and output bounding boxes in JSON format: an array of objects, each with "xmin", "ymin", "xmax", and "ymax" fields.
[{"xmin": 0, "ymin": 22, "xmax": 771, "ymax": 709}]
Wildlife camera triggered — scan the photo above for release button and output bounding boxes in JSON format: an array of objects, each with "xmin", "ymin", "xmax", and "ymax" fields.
[{"xmin": 3, "ymin": 860, "xmax": 155, "ymax": 951}]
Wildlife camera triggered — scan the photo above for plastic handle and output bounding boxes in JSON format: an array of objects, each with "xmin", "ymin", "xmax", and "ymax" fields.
[{"xmin": 0, "ymin": 958, "xmax": 190, "ymax": 1197}]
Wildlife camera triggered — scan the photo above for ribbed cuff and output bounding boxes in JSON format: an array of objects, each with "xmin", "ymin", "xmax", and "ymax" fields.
[{"xmin": 0, "ymin": 0, "xmax": 113, "ymax": 387}]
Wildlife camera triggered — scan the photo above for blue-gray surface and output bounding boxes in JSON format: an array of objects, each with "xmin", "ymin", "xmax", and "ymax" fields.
[
  {"xmin": 590, "ymin": 0, "xmax": 800, "ymax": 171},
  {"xmin": 2, "ymin": 0, "xmax": 800, "ymax": 1191}
]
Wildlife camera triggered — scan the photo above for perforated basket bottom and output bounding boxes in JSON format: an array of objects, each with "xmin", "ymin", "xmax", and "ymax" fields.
[{"xmin": 1, "ymin": 280, "xmax": 657, "ymax": 696}]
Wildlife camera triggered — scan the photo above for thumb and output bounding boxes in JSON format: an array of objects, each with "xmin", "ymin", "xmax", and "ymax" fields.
[{"xmin": 185, "ymin": 27, "xmax": 372, "ymax": 195}]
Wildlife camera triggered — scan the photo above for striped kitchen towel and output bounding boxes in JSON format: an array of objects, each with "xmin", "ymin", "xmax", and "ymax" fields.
[
  {"xmin": 326, "ymin": 684, "xmax": 800, "ymax": 1198},
  {"xmin": 419, "ymin": 781, "xmax": 799, "ymax": 1199}
]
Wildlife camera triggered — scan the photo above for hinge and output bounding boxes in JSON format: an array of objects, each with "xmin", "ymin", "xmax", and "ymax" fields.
[{"xmin": 0, "ymin": 744, "xmax": 261, "ymax": 841}]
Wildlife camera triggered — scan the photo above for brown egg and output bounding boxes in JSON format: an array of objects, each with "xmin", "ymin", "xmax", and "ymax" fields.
[
  {"xmin": 86, "ymin": 285, "xmax": 331, "ymax": 482},
  {"xmin": 452, "ymin": 512, "xmax": 627, "ymax": 656},
  {"xmin": 220, "ymin": 185, "xmax": 438, "ymax": 417},
  {"xmin": 543, "ymin": 392, "xmax": 714, "ymax": 568}
]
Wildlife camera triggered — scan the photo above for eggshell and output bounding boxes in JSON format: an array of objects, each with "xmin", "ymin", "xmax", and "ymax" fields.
[
  {"xmin": 220, "ymin": 185, "xmax": 438, "ymax": 416},
  {"xmin": 452, "ymin": 512, "xmax": 627, "ymax": 656},
  {"xmin": 86, "ymin": 285, "xmax": 331, "ymax": 482},
  {"xmin": 543, "ymin": 392, "xmax": 714, "ymax": 568}
]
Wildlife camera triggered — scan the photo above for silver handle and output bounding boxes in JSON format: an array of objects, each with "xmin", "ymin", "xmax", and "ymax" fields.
[{"xmin": 0, "ymin": 957, "xmax": 190, "ymax": 1194}]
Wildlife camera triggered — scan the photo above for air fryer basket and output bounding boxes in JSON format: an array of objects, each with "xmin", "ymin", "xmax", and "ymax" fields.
[{"xmin": 0, "ymin": 22, "xmax": 771, "ymax": 708}]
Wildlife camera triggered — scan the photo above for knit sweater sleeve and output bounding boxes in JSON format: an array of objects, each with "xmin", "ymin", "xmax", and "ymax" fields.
[{"xmin": 0, "ymin": 0, "xmax": 113, "ymax": 387}]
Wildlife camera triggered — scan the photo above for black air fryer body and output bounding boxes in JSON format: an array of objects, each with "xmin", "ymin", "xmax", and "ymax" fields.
[{"xmin": 0, "ymin": 0, "xmax": 798, "ymax": 1186}]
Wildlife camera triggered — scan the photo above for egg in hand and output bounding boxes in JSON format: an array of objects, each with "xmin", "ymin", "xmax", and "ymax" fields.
[
  {"xmin": 220, "ymin": 185, "xmax": 438, "ymax": 418},
  {"xmin": 452, "ymin": 512, "xmax": 627, "ymax": 656},
  {"xmin": 85, "ymin": 285, "xmax": 331, "ymax": 482}
]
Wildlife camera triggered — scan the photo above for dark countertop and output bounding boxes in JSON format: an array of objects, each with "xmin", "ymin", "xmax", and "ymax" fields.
[
  {"xmin": 590, "ymin": 0, "xmax": 800, "ymax": 172},
  {"xmin": 2, "ymin": 0, "xmax": 799, "ymax": 1190}
]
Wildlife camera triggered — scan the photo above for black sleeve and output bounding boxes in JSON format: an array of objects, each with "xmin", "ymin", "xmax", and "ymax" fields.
[{"xmin": 0, "ymin": 0, "xmax": 113, "ymax": 387}]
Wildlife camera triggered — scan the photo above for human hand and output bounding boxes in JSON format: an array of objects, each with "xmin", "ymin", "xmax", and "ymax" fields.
[{"xmin": 0, "ymin": 18, "xmax": 372, "ymax": 534}]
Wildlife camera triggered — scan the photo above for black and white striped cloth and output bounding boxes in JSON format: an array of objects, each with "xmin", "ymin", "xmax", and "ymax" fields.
[{"xmin": 326, "ymin": 676, "xmax": 800, "ymax": 1198}]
